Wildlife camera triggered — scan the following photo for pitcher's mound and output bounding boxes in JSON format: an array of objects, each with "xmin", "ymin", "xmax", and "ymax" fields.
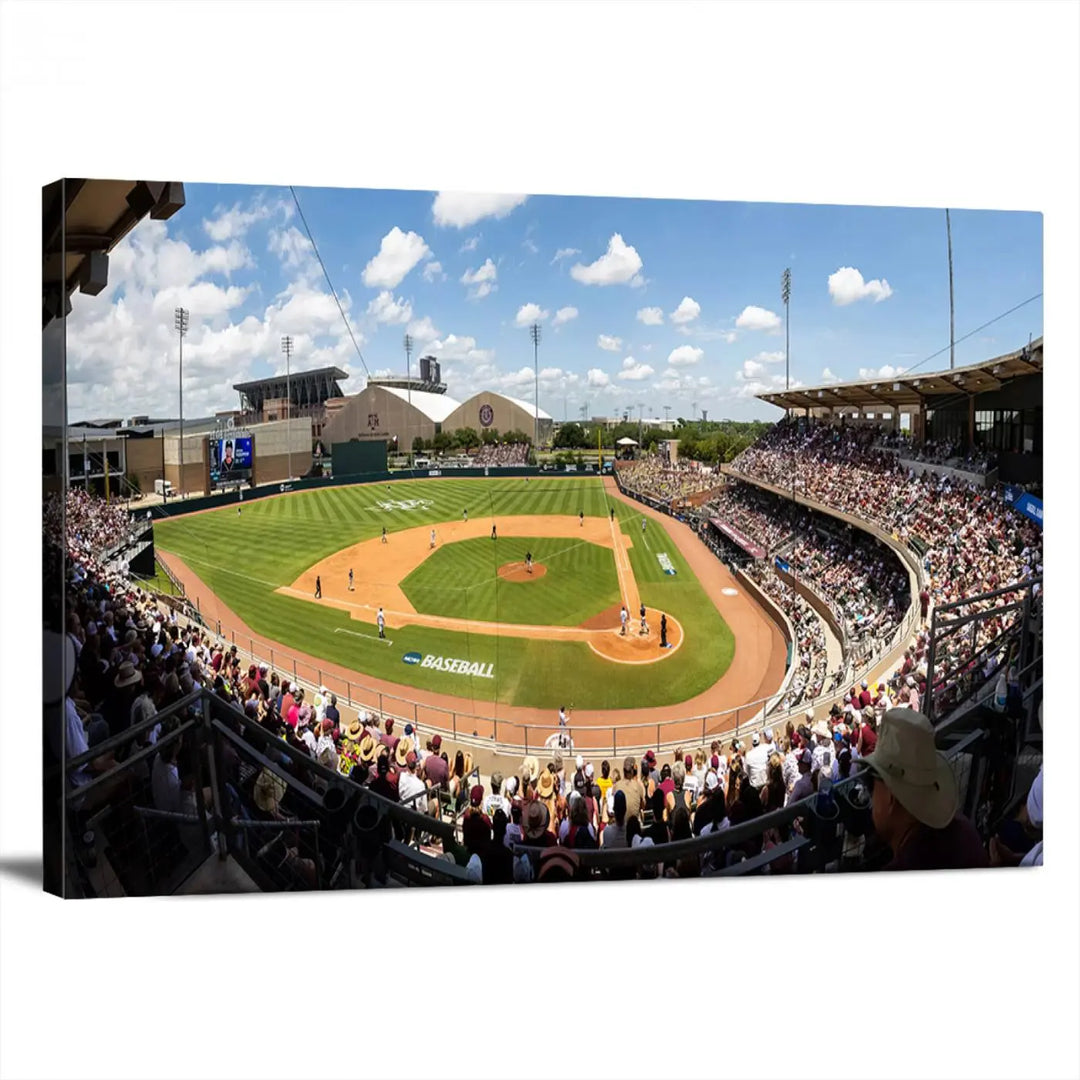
[{"xmin": 497, "ymin": 562, "xmax": 547, "ymax": 582}]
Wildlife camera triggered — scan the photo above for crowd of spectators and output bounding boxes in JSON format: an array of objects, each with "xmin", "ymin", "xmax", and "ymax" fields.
[
  {"xmin": 619, "ymin": 453, "xmax": 720, "ymax": 505},
  {"xmin": 470, "ymin": 442, "xmax": 529, "ymax": 466},
  {"xmin": 875, "ymin": 431, "xmax": 997, "ymax": 474},
  {"xmin": 745, "ymin": 563, "xmax": 842, "ymax": 708},
  {"xmin": 729, "ymin": 421, "xmax": 1040, "ymax": 661},
  {"xmin": 698, "ymin": 482, "xmax": 804, "ymax": 554}
]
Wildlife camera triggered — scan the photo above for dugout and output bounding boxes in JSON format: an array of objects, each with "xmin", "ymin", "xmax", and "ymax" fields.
[{"xmin": 332, "ymin": 439, "xmax": 388, "ymax": 478}]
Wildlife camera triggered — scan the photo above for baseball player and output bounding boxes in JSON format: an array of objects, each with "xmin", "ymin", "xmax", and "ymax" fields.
[
  {"xmin": 610, "ymin": 507, "xmax": 615, "ymax": 522},
  {"xmin": 348, "ymin": 568, "xmax": 354, "ymax": 591},
  {"xmin": 660, "ymin": 612, "xmax": 668, "ymax": 648},
  {"xmin": 315, "ymin": 575, "xmax": 322, "ymax": 600},
  {"xmin": 620, "ymin": 604, "xmax": 628, "ymax": 636},
  {"xmin": 641, "ymin": 516, "xmax": 646, "ymax": 533},
  {"xmin": 579, "ymin": 510, "xmax": 584, "ymax": 527},
  {"xmin": 525, "ymin": 550, "xmax": 533, "ymax": 574},
  {"xmin": 382, "ymin": 526, "xmax": 388, "ymax": 544},
  {"xmin": 377, "ymin": 607, "xmax": 386, "ymax": 638},
  {"xmin": 463, "ymin": 508, "xmax": 468, "ymax": 522},
  {"xmin": 491, "ymin": 523, "xmax": 497, "ymax": 540},
  {"xmin": 430, "ymin": 528, "xmax": 436, "ymax": 549},
  {"xmin": 639, "ymin": 602, "xmax": 647, "ymax": 636}
]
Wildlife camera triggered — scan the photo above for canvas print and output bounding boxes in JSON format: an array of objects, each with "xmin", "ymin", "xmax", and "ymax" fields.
[{"xmin": 42, "ymin": 181, "xmax": 1043, "ymax": 897}]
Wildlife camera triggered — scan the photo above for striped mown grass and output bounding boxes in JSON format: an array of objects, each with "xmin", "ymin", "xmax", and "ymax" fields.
[{"xmin": 153, "ymin": 477, "xmax": 734, "ymax": 709}]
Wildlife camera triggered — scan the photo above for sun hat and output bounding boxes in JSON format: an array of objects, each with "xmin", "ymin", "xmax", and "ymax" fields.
[
  {"xmin": 705, "ymin": 771, "xmax": 719, "ymax": 791},
  {"xmin": 523, "ymin": 800, "xmax": 549, "ymax": 840},
  {"xmin": 811, "ymin": 720, "xmax": 831, "ymax": 740},
  {"xmin": 345, "ymin": 719, "xmax": 364, "ymax": 741},
  {"xmin": 504, "ymin": 776, "xmax": 518, "ymax": 797},
  {"xmin": 537, "ymin": 847, "xmax": 579, "ymax": 881},
  {"xmin": 520, "ymin": 755, "xmax": 540, "ymax": 783},
  {"xmin": 537, "ymin": 771, "xmax": 555, "ymax": 798},
  {"xmin": 253, "ymin": 768, "xmax": 288, "ymax": 813},
  {"xmin": 113, "ymin": 661, "xmax": 142, "ymax": 688},
  {"xmin": 358, "ymin": 735, "xmax": 378, "ymax": 763},
  {"xmin": 855, "ymin": 709, "xmax": 958, "ymax": 830},
  {"xmin": 575, "ymin": 755, "xmax": 584, "ymax": 770},
  {"xmin": 394, "ymin": 736, "xmax": 414, "ymax": 768}
]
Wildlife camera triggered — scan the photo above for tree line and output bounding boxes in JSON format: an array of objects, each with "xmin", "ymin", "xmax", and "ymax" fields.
[{"xmin": 553, "ymin": 418, "xmax": 772, "ymax": 464}]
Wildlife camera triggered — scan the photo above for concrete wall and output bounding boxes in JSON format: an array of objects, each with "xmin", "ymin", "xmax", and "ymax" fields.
[{"xmin": 125, "ymin": 437, "xmax": 164, "ymax": 496}]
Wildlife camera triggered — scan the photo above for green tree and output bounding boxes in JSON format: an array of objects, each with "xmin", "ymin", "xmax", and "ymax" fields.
[
  {"xmin": 503, "ymin": 428, "xmax": 531, "ymax": 446},
  {"xmin": 481, "ymin": 427, "xmax": 499, "ymax": 445},
  {"xmin": 554, "ymin": 422, "xmax": 589, "ymax": 449},
  {"xmin": 412, "ymin": 435, "xmax": 425, "ymax": 453},
  {"xmin": 453, "ymin": 426, "xmax": 481, "ymax": 450},
  {"xmin": 432, "ymin": 431, "xmax": 453, "ymax": 453}
]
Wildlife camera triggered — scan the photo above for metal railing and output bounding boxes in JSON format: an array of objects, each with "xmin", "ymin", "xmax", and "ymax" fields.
[{"xmin": 61, "ymin": 677, "xmax": 1040, "ymax": 894}]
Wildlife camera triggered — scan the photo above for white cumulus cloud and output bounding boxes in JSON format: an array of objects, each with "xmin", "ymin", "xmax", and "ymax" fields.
[
  {"xmin": 406, "ymin": 315, "xmax": 440, "ymax": 343},
  {"xmin": 362, "ymin": 226, "xmax": 431, "ymax": 289},
  {"xmin": 552, "ymin": 306, "xmax": 579, "ymax": 327},
  {"xmin": 667, "ymin": 345, "xmax": 704, "ymax": 368},
  {"xmin": 422, "ymin": 260, "xmax": 445, "ymax": 283},
  {"xmin": 460, "ymin": 258, "xmax": 498, "ymax": 300},
  {"xmin": 618, "ymin": 357, "xmax": 654, "ymax": 381},
  {"xmin": 431, "ymin": 191, "xmax": 528, "ymax": 228},
  {"xmin": 551, "ymin": 247, "xmax": 581, "ymax": 264},
  {"xmin": 515, "ymin": 302, "xmax": 549, "ymax": 327},
  {"xmin": 636, "ymin": 306, "xmax": 664, "ymax": 325},
  {"xmin": 829, "ymin": 266, "xmax": 893, "ymax": 305},
  {"xmin": 570, "ymin": 234, "xmax": 644, "ymax": 286},
  {"xmin": 586, "ymin": 368, "xmax": 611, "ymax": 388},
  {"xmin": 670, "ymin": 296, "xmax": 701, "ymax": 324},
  {"xmin": 735, "ymin": 305, "xmax": 782, "ymax": 331},
  {"xmin": 821, "ymin": 367, "xmax": 841, "ymax": 384},
  {"xmin": 858, "ymin": 364, "xmax": 907, "ymax": 380},
  {"xmin": 597, "ymin": 334, "xmax": 622, "ymax": 352},
  {"xmin": 366, "ymin": 290, "xmax": 413, "ymax": 325},
  {"xmin": 459, "ymin": 235, "xmax": 480, "ymax": 253}
]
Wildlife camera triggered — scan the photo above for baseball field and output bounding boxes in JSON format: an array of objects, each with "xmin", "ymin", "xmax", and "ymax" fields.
[{"xmin": 153, "ymin": 476, "xmax": 782, "ymax": 721}]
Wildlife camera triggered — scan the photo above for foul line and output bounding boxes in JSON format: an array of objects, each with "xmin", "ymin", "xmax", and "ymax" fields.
[{"xmin": 334, "ymin": 627, "xmax": 393, "ymax": 646}]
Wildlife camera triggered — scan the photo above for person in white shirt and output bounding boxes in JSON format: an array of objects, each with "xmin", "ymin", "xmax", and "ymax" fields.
[
  {"xmin": 744, "ymin": 733, "xmax": 770, "ymax": 789},
  {"xmin": 397, "ymin": 752, "xmax": 428, "ymax": 811},
  {"xmin": 481, "ymin": 772, "xmax": 511, "ymax": 819}
]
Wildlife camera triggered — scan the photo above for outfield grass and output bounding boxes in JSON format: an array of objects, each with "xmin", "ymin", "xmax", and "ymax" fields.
[
  {"xmin": 153, "ymin": 477, "xmax": 734, "ymax": 710},
  {"xmin": 400, "ymin": 536, "xmax": 620, "ymax": 626}
]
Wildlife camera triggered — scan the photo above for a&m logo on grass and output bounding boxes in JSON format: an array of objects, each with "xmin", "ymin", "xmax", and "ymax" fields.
[
  {"xmin": 656, "ymin": 553, "xmax": 677, "ymax": 575},
  {"xmin": 402, "ymin": 651, "xmax": 423, "ymax": 665}
]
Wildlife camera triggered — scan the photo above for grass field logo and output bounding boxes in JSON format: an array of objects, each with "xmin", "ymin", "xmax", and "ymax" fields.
[
  {"xmin": 419, "ymin": 654, "xmax": 494, "ymax": 679},
  {"xmin": 657, "ymin": 553, "xmax": 677, "ymax": 575},
  {"xmin": 374, "ymin": 498, "xmax": 434, "ymax": 513},
  {"xmin": 402, "ymin": 651, "xmax": 423, "ymax": 665}
]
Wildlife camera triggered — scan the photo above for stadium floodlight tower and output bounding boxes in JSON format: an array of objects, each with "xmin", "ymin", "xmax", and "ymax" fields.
[
  {"xmin": 781, "ymin": 268, "xmax": 792, "ymax": 396},
  {"xmin": 403, "ymin": 332, "xmax": 413, "ymax": 462},
  {"xmin": 281, "ymin": 335, "xmax": 294, "ymax": 480},
  {"xmin": 173, "ymin": 306, "xmax": 189, "ymax": 494},
  {"xmin": 529, "ymin": 321, "xmax": 542, "ymax": 449}
]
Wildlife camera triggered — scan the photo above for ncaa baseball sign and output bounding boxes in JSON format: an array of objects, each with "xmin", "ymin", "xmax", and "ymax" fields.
[{"xmin": 402, "ymin": 651, "xmax": 423, "ymax": 665}]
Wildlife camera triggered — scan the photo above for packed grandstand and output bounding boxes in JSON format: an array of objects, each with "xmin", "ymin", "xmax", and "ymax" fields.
[{"xmin": 47, "ymin": 407, "xmax": 1043, "ymax": 893}]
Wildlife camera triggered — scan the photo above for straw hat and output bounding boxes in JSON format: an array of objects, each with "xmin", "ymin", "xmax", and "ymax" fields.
[
  {"xmin": 394, "ymin": 736, "xmax": 414, "ymax": 768},
  {"xmin": 358, "ymin": 735, "xmax": 378, "ymax": 763},
  {"xmin": 523, "ymin": 800, "xmax": 549, "ymax": 840},
  {"xmin": 253, "ymin": 768, "xmax": 288, "ymax": 813},
  {"xmin": 520, "ymin": 755, "xmax": 540, "ymax": 783},
  {"xmin": 855, "ymin": 709, "xmax": 958, "ymax": 829},
  {"xmin": 537, "ymin": 771, "xmax": 555, "ymax": 798},
  {"xmin": 345, "ymin": 718, "xmax": 364, "ymax": 742},
  {"xmin": 811, "ymin": 719, "xmax": 831, "ymax": 741},
  {"xmin": 113, "ymin": 661, "xmax": 142, "ymax": 689}
]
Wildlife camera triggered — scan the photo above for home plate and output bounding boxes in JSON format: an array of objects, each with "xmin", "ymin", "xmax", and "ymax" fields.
[
  {"xmin": 334, "ymin": 627, "xmax": 392, "ymax": 646},
  {"xmin": 722, "ymin": 588, "xmax": 738, "ymax": 596}
]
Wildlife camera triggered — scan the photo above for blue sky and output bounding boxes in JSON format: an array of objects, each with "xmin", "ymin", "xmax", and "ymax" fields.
[{"xmin": 66, "ymin": 185, "xmax": 1042, "ymax": 423}]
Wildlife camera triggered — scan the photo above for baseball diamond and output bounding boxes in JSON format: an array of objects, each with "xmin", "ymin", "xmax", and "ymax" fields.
[{"xmin": 154, "ymin": 476, "xmax": 787, "ymax": 728}]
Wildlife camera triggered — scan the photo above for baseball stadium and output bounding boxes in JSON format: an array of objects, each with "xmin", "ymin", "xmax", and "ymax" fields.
[{"xmin": 43, "ymin": 179, "xmax": 1044, "ymax": 897}]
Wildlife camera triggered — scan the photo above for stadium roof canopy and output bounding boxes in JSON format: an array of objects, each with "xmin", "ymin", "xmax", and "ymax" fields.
[
  {"xmin": 381, "ymin": 386, "xmax": 462, "ymax": 423},
  {"xmin": 757, "ymin": 338, "xmax": 1042, "ymax": 412},
  {"xmin": 43, "ymin": 179, "xmax": 186, "ymax": 328},
  {"xmin": 233, "ymin": 366, "xmax": 349, "ymax": 409},
  {"xmin": 494, "ymin": 393, "xmax": 552, "ymax": 421}
]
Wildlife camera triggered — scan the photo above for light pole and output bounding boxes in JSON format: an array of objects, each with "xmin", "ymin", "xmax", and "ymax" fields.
[
  {"xmin": 529, "ymin": 322, "xmax": 542, "ymax": 449},
  {"xmin": 781, "ymin": 268, "xmax": 791, "ymax": 393},
  {"xmin": 403, "ymin": 332, "xmax": 414, "ymax": 462},
  {"xmin": 174, "ymin": 307, "xmax": 189, "ymax": 495},
  {"xmin": 946, "ymin": 209, "xmax": 955, "ymax": 369},
  {"xmin": 281, "ymin": 335, "xmax": 294, "ymax": 480}
]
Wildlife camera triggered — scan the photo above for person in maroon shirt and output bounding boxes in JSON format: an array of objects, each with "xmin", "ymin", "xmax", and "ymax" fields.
[
  {"xmin": 368, "ymin": 754, "xmax": 399, "ymax": 803},
  {"xmin": 422, "ymin": 735, "xmax": 449, "ymax": 787},
  {"xmin": 857, "ymin": 709, "xmax": 989, "ymax": 872},
  {"xmin": 380, "ymin": 718, "xmax": 400, "ymax": 754},
  {"xmin": 857, "ymin": 680, "xmax": 873, "ymax": 709},
  {"xmin": 461, "ymin": 785, "xmax": 492, "ymax": 855}
]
